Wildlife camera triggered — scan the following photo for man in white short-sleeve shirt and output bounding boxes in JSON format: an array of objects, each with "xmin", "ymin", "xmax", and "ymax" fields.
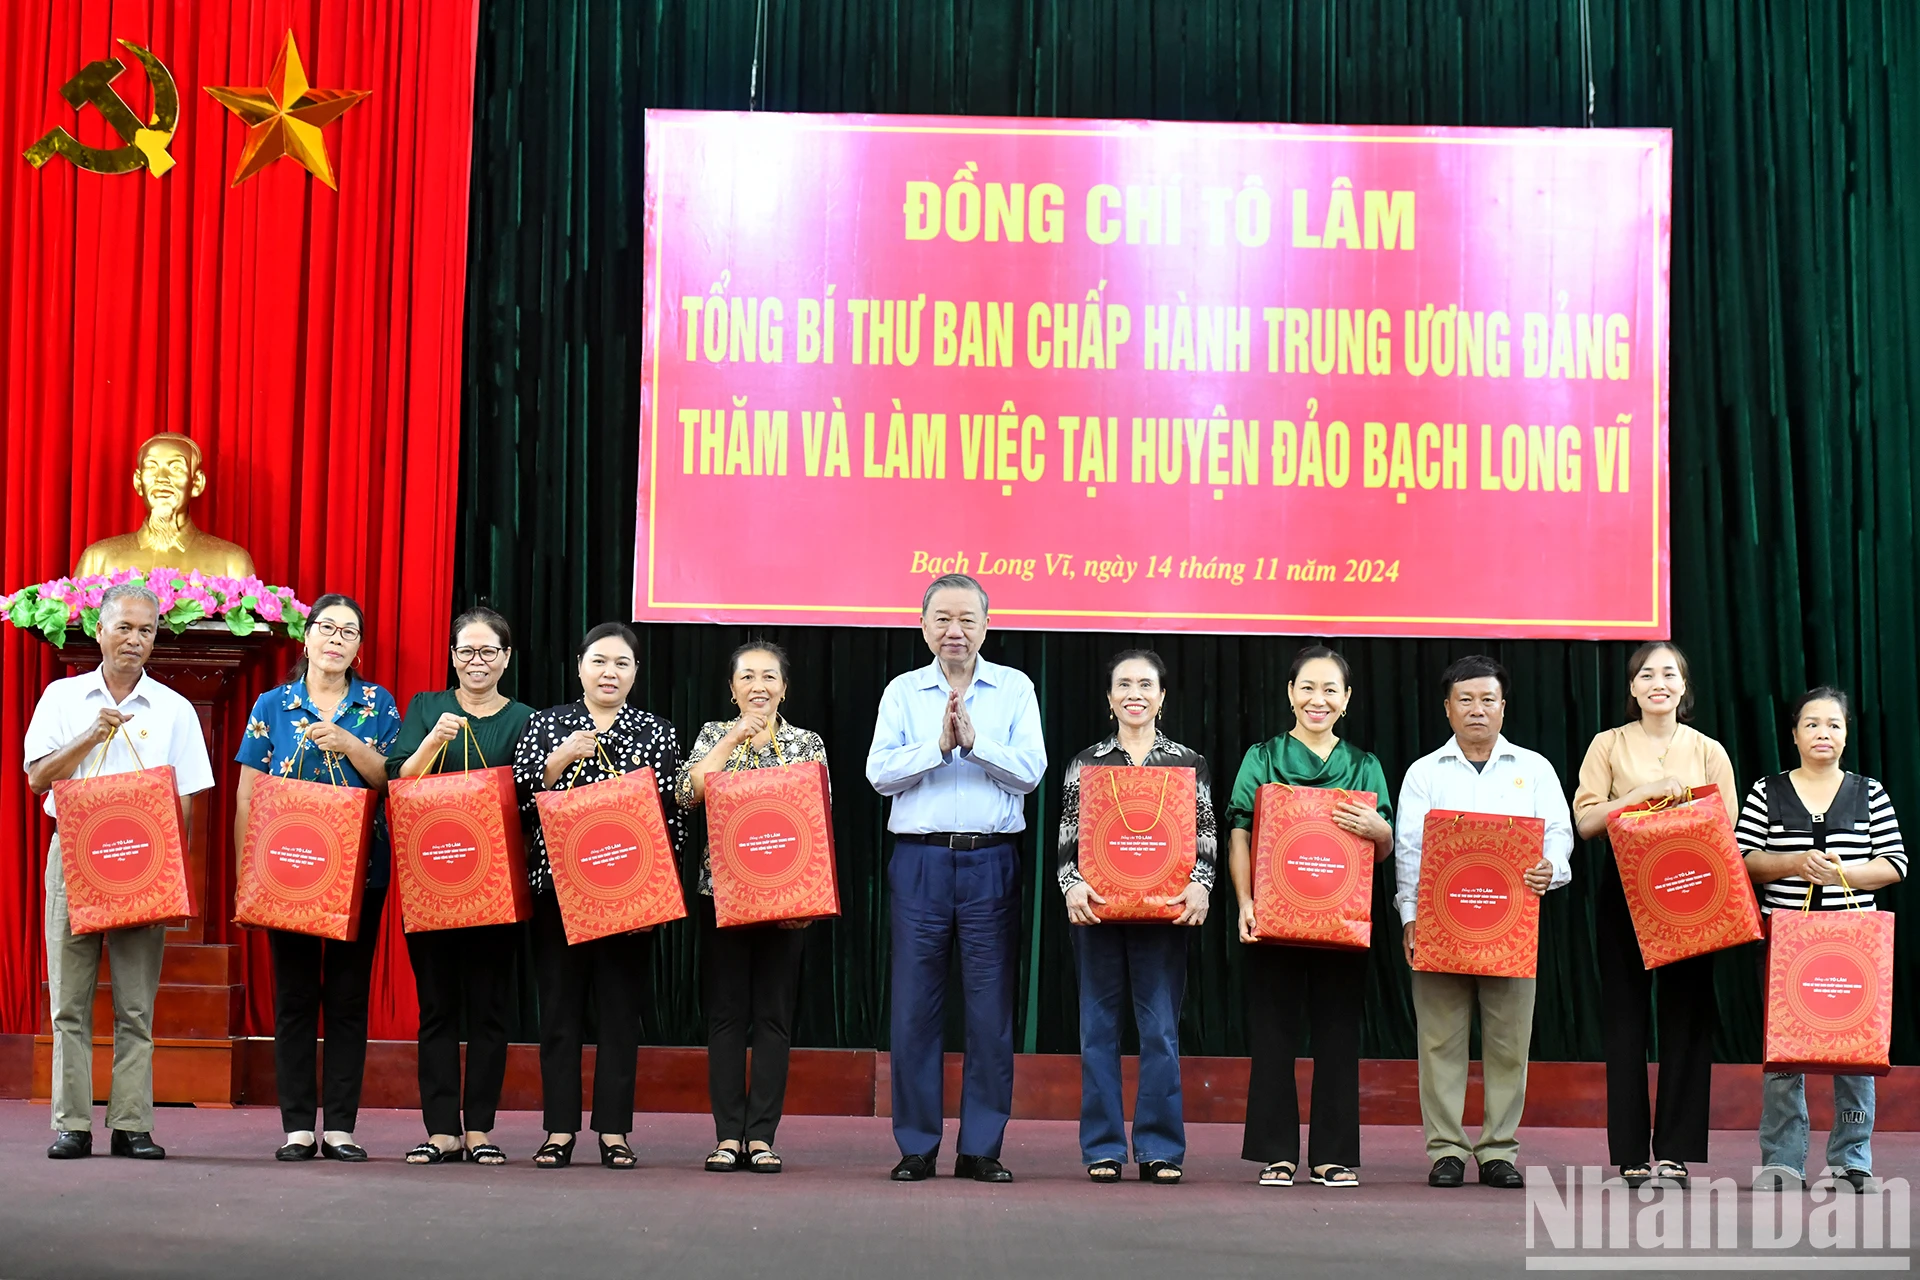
[
  {"xmin": 24, "ymin": 583, "xmax": 214, "ymax": 1160},
  {"xmin": 1392, "ymin": 654, "xmax": 1573, "ymax": 1191}
]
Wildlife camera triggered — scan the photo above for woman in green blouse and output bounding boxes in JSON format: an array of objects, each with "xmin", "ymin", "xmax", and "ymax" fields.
[
  {"xmin": 674, "ymin": 641, "xmax": 827, "ymax": 1174},
  {"xmin": 1228, "ymin": 645, "xmax": 1394, "ymax": 1189},
  {"xmin": 387, "ymin": 606, "xmax": 534, "ymax": 1167}
]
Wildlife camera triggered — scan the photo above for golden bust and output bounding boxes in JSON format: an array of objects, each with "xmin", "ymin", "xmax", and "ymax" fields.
[{"xmin": 73, "ymin": 434, "xmax": 257, "ymax": 580}]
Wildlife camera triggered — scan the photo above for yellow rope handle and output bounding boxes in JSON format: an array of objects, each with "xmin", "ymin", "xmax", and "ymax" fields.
[
  {"xmin": 1800, "ymin": 862, "xmax": 1867, "ymax": 913},
  {"xmin": 424, "ymin": 716, "xmax": 490, "ymax": 775},
  {"xmin": 1619, "ymin": 785, "xmax": 1697, "ymax": 821},
  {"xmin": 562, "ymin": 736, "xmax": 621, "ymax": 791},
  {"xmin": 1107, "ymin": 767, "xmax": 1170, "ymax": 835},
  {"xmin": 84, "ymin": 721, "xmax": 149, "ymax": 777},
  {"xmin": 724, "ymin": 714, "xmax": 785, "ymax": 773}
]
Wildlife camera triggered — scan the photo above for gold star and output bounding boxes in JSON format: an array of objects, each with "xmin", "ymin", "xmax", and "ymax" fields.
[{"xmin": 205, "ymin": 32, "xmax": 369, "ymax": 190}]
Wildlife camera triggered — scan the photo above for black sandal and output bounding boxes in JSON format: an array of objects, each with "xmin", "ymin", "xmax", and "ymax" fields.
[
  {"xmin": 1258, "ymin": 1161, "xmax": 1296, "ymax": 1187},
  {"xmin": 1310, "ymin": 1164, "xmax": 1358, "ymax": 1187},
  {"xmin": 533, "ymin": 1136, "xmax": 576, "ymax": 1169},
  {"xmin": 1652, "ymin": 1159, "xmax": 1690, "ymax": 1187},
  {"xmin": 1087, "ymin": 1158, "xmax": 1122, "ymax": 1183},
  {"xmin": 706, "ymin": 1145, "xmax": 744, "ymax": 1172},
  {"xmin": 405, "ymin": 1140, "xmax": 464, "ymax": 1165},
  {"xmin": 1620, "ymin": 1163, "xmax": 1652, "ymax": 1188},
  {"xmin": 467, "ymin": 1143, "xmax": 507, "ymax": 1166},
  {"xmin": 1140, "ymin": 1160, "xmax": 1183, "ymax": 1184},
  {"xmin": 748, "ymin": 1147, "xmax": 783, "ymax": 1174},
  {"xmin": 599, "ymin": 1137, "xmax": 637, "ymax": 1169}
]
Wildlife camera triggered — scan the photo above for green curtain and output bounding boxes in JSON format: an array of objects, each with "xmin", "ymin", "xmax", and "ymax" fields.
[{"xmin": 455, "ymin": 0, "xmax": 1920, "ymax": 1062}]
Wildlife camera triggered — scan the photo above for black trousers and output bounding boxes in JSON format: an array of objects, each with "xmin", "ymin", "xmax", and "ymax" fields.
[
  {"xmin": 702, "ymin": 898, "xmax": 808, "ymax": 1144},
  {"xmin": 269, "ymin": 882, "xmax": 388, "ymax": 1135},
  {"xmin": 1596, "ymin": 854, "xmax": 1717, "ymax": 1165},
  {"xmin": 1241, "ymin": 942, "xmax": 1365, "ymax": 1168},
  {"xmin": 405, "ymin": 921, "xmax": 520, "ymax": 1136},
  {"xmin": 531, "ymin": 888, "xmax": 650, "ymax": 1135}
]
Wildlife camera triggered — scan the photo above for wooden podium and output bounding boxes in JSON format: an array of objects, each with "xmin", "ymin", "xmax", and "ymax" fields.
[{"xmin": 33, "ymin": 621, "xmax": 284, "ymax": 1106}]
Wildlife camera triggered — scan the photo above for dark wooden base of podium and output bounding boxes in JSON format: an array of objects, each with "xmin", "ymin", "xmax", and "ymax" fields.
[{"xmin": 35, "ymin": 941, "xmax": 246, "ymax": 1104}]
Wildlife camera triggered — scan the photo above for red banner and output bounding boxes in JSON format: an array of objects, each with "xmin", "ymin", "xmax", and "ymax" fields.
[{"xmin": 637, "ymin": 110, "xmax": 1672, "ymax": 638}]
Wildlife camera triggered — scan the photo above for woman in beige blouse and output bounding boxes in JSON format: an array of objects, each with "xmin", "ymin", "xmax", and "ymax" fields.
[
  {"xmin": 673, "ymin": 641, "xmax": 827, "ymax": 1175},
  {"xmin": 1572, "ymin": 641, "xmax": 1736, "ymax": 1189}
]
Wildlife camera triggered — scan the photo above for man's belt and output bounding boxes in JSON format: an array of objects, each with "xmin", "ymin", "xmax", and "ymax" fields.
[{"xmin": 902, "ymin": 832, "xmax": 1010, "ymax": 850}]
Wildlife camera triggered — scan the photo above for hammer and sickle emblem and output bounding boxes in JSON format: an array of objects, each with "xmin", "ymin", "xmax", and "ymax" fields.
[{"xmin": 23, "ymin": 39, "xmax": 179, "ymax": 177}]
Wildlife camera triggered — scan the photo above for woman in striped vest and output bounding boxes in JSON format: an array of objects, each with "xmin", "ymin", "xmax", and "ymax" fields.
[{"xmin": 1737, "ymin": 687, "xmax": 1907, "ymax": 1192}]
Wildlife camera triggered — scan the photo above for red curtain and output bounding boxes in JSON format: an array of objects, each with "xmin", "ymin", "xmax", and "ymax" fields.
[{"xmin": 0, "ymin": 0, "xmax": 478, "ymax": 1038}]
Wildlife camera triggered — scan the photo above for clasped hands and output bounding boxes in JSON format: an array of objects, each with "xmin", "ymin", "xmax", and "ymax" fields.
[
  {"xmin": 937, "ymin": 688, "xmax": 975, "ymax": 754},
  {"xmin": 1066, "ymin": 880, "xmax": 1209, "ymax": 927}
]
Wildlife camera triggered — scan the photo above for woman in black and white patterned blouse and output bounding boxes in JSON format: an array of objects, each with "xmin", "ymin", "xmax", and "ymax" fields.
[
  {"xmin": 511, "ymin": 622, "xmax": 684, "ymax": 1171},
  {"xmin": 1737, "ymin": 686, "xmax": 1906, "ymax": 1192}
]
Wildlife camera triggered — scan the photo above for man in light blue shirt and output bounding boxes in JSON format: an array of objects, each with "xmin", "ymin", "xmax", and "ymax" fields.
[
  {"xmin": 867, "ymin": 573, "xmax": 1046, "ymax": 1182},
  {"xmin": 1393, "ymin": 654, "xmax": 1573, "ymax": 1192}
]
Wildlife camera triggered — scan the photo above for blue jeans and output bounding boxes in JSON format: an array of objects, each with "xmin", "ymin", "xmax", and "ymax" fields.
[
  {"xmin": 888, "ymin": 838, "xmax": 1020, "ymax": 1161},
  {"xmin": 1759, "ymin": 1072, "xmax": 1875, "ymax": 1175},
  {"xmin": 1072, "ymin": 921, "xmax": 1187, "ymax": 1165}
]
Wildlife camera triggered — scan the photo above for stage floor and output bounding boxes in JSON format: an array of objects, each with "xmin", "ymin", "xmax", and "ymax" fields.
[{"xmin": 0, "ymin": 1103, "xmax": 1909, "ymax": 1278}]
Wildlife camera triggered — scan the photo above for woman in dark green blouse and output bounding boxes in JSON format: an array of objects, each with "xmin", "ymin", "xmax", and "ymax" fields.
[
  {"xmin": 1227, "ymin": 645, "xmax": 1393, "ymax": 1189},
  {"xmin": 387, "ymin": 606, "xmax": 534, "ymax": 1167}
]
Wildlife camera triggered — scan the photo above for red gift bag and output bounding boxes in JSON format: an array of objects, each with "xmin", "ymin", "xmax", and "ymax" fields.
[
  {"xmin": 390, "ymin": 723, "xmax": 531, "ymax": 933},
  {"xmin": 1250, "ymin": 783, "xmax": 1375, "ymax": 950},
  {"xmin": 536, "ymin": 754, "xmax": 686, "ymax": 945},
  {"xmin": 1413, "ymin": 809, "xmax": 1545, "ymax": 978},
  {"xmin": 707, "ymin": 759, "xmax": 839, "ymax": 927},
  {"xmin": 50, "ymin": 728, "xmax": 193, "ymax": 935},
  {"xmin": 234, "ymin": 745, "xmax": 374, "ymax": 941},
  {"xmin": 1607, "ymin": 784, "xmax": 1763, "ymax": 968},
  {"xmin": 1763, "ymin": 883, "xmax": 1895, "ymax": 1076},
  {"xmin": 1076, "ymin": 765, "xmax": 1197, "ymax": 921}
]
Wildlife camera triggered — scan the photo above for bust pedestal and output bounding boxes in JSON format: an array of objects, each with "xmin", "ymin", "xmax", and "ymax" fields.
[{"xmin": 33, "ymin": 622, "xmax": 284, "ymax": 1106}]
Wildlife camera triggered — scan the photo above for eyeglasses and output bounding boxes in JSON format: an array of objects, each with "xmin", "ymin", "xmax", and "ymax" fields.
[
  {"xmin": 454, "ymin": 646, "xmax": 506, "ymax": 664},
  {"xmin": 312, "ymin": 621, "xmax": 362, "ymax": 642}
]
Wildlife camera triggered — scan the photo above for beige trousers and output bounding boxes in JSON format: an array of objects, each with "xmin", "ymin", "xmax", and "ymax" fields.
[
  {"xmin": 45, "ymin": 832, "xmax": 166, "ymax": 1133},
  {"xmin": 1410, "ymin": 970, "xmax": 1536, "ymax": 1164}
]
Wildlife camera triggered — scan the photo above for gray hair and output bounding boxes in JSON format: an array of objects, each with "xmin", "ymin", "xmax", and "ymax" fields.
[
  {"xmin": 920, "ymin": 573, "xmax": 988, "ymax": 618},
  {"xmin": 99, "ymin": 582, "xmax": 162, "ymax": 625}
]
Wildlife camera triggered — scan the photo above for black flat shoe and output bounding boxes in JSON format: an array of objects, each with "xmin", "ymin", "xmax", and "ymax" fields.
[
  {"xmin": 1429, "ymin": 1156, "xmax": 1466, "ymax": 1188},
  {"xmin": 321, "ymin": 1140, "xmax": 369, "ymax": 1162},
  {"xmin": 1478, "ymin": 1159, "xmax": 1524, "ymax": 1189},
  {"xmin": 276, "ymin": 1140, "xmax": 318, "ymax": 1162},
  {"xmin": 890, "ymin": 1153, "xmax": 933, "ymax": 1181},
  {"xmin": 748, "ymin": 1147, "xmax": 783, "ymax": 1173},
  {"xmin": 533, "ymin": 1136, "xmax": 576, "ymax": 1169},
  {"xmin": 953, "ymin": 1154, "xmax": 1013, "ymax": 1183},
  {"xmin": 110, "ymin": 1130, "xmax": 165, "ymax": 1160},
  {"xmin": 47, "ymin": 1131, "xmax": 92, "ymax": 1160}
]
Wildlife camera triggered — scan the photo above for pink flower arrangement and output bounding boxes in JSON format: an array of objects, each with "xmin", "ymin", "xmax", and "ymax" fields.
[{"xmin": 0, "ymin": 570, "xmax": 311, "ymax": 648}]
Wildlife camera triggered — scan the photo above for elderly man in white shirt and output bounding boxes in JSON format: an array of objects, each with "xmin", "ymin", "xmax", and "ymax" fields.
[
  {"xmin": 24, "ymin": 582, "xmax": 214, "ymax": 1161},
  {"xmin": 1393, "ymin": 654, "xmax": 1573, "ymax": 1191}
]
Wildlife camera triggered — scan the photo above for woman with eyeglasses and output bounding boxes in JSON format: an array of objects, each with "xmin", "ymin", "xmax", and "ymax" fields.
[
  {"xmin": 234, "ymin": 594, "xmax": 401, "ymax": 1162},
  {"xmin": 388, "ymin": 607, "xmax": 534, "ymax": 1167}
]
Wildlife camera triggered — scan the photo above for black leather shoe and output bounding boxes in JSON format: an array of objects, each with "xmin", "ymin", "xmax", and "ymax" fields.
[
  {"xmin": 321, "ymin": 1139, "xmax": 369, "ymax": 1162},
  {"xmin": 276, "ymin": 1139, "xmax": 318, "ymax": 1162},
  {"xmin": 953, "ymin": 1154, "xmax": 1013, "ymax": 1183},
  {"xmin": 1478, "ymin": 1159, "xmax": 1525, "ymax": 1189},
  {"xmin": 47, "ymin": 1130, "xmax": 92, "ymax": 1160},
  {"xmin": 1428, "ymin": 1156, "xmax": 1466, "ymax": 1187},
  {"xmin": 110, "ymin": 1130, "xmax": 165, "ymax": 1160},
  {"xmin": 890, "ymin": 1153, "xmax": 933, "ymax": 1182}
]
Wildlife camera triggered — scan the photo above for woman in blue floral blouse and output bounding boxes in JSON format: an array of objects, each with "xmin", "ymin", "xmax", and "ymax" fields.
[{"xmin": 233, "ymin": 593, "xmax": 400, "ymax": 1163}]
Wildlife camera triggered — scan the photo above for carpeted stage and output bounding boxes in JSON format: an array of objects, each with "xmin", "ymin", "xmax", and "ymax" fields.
[{"xmin": 2, "ymin": 1102, "xmax": 1906, "ymax": 1279}]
